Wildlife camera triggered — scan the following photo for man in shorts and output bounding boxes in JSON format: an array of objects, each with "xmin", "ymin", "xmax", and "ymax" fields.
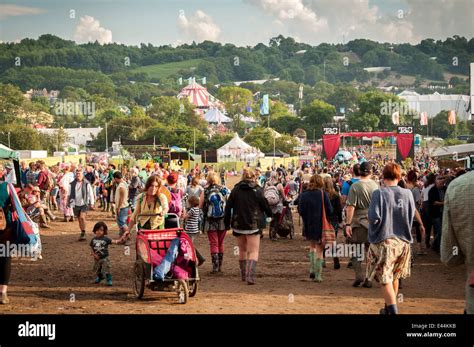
[
  {"xmin": 113, "ymin": 171, "xmax": 130, "ymax": 244},
  {"xmin": 345, "ymin": 161, "xmax": 378, "ymax": 287},
  {"xmin": 69, "ymin": 169, "xmax": 95, "ymax": 241},
  {"xmin": 366, "ymin": 163, "xmax": 415, "ymax": 314}
]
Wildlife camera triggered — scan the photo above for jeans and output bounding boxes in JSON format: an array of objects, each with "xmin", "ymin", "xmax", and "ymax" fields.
[
  {"xmin": 153, "ymin": 238, "xmax": 180, "ymax": 280},
  {"xmin": 432, "ymin": 217, "xmax": 442, "ymax": 251},
  {"xmin": 421, "ymin": 202, "xmax": 433, "ymax": 246}
]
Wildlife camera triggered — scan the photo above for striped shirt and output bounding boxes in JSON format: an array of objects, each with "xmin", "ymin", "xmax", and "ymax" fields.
[{"xmin": 185, "ymin": 207, "xmax": 201, "ymax": 234}]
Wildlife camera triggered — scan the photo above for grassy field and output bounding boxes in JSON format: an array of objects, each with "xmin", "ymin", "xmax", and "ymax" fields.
[{"xmin": 131, "ymin": 59, "xmax": 205, "ymax": 80}]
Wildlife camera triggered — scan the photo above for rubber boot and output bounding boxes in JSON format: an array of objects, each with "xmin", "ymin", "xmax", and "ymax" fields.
[
  {"xmin": 352, "ymin": 258, "xmax": 364, "ymax": 287},
  {"xmin": 106, "ymin": 274, "xmax": 113, "ymax": 286},
  {"xmin": 239, "ymin": 260, "xmax": 247, "ymax": 281},
  {"xmin": 94, "ymin": 273, "xmax": 104, "ymax": 283},
  {"xmin": 247, "ymin": 260, "xmax": 257, "ymax": 285},
  {"xmin": 218, "ymin": 253, "xmax": 223, "ymax": 272},
  {"xmin": 308, "ymin": 252, "xmax": 315, "ymax": 279},
  {"xmin": 196, "ymin": 249, "xmax": 205, "ymax": 266},
  {"xmin": 210, "ymin": 253, "xmax": 219, "ymax": 274},
  {"xmin": 313, "ymin": 258, "xmax": 323, "ymax": 283},
  {"xmin": 333, "ymin": 257, "xmax": 341, "ymax": 270}
]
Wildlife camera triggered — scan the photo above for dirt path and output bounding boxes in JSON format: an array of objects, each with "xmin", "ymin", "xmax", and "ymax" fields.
[{"xmin": 0, "ymin": 176, "xmax": 467, "ymax": 314}]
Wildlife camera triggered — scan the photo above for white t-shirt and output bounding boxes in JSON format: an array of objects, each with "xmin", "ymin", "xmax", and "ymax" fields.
[{"xmin": 422, "ymin": 184, "xmax": 434, "ymax": 202}]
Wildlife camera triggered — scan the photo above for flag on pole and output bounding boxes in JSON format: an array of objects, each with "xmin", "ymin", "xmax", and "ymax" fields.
[
  {"xmin": 260, "ymin": 94, "xmax": 269, "ymax": 115},
  {"xmin": 448, "ymin": 110, "xmax": 456, "ymax": 125},
  {"xmin": 202, "ymin": 77, "xmax": 206, "ymax": 84},
  {"xmin": 245, "ymin": 100, "xmax": 252, "ymax": 113},
  {"xmin": 392, "ymin": 111, "xmax": 400, "ymax": 125},
  {"xmin": 420, "ymin": 112, "xmax": 428, "ymax": 126}
]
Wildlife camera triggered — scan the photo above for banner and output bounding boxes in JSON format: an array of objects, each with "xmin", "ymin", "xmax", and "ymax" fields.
[
  {"xmin": 260, "ymin": 94, "xmax": 269, "ymax": 115},
  {"xmin": 448, "ymin": 110, "xmax": 456, "ymax": 125},
  {"xmin": 392, "ymin": 111, "xmax": 400, "ymax": 125},
  {"xmin": 420, "ymin": 112, "xmax": 428, "ymax": 126},
  {"xmin": 396, "ymin": 125, "xmax": 414, "ymax": 161},
  {"xmin": 322, "ymin": 126, "xmax": 340, "ymax": 160}
]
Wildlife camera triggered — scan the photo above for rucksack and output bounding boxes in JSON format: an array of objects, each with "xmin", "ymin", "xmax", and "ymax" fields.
[
  {"xmin": 44, "ymin": 172, "xmax": 55, "ymax": 191},
  {"xmin": 264, "ymin": 184, "xmax": 280, "ymax": 206},
  {"xmin": 168, "ymin": 188, "xmax": 182, "ymax": 217},
  {"xmin": 206, "ymin": 185, "xmax": 226, "ymax": 219}
]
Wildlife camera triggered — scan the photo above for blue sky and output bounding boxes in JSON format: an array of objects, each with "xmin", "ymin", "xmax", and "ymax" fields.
[{"xmin": 0, "ymin": 0, "xmax": 472, "ymax": 46}]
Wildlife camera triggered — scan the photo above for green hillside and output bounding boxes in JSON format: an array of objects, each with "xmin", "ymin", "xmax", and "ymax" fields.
[{"xmin": 131, "ymin": 59, "xmax": 206, "ymax": 80}]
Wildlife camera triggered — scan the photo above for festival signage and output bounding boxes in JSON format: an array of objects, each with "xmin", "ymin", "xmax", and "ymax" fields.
[
  {"xmin": 396, "ymin": 125, "xmax": 414, "ymax": 161},
  {"xmin": 322, "ymin": 126, "xmax": 340, "ymax": 160}
]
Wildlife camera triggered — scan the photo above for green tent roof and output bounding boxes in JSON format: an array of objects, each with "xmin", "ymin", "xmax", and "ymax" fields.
[{"xmin": 0, "ymin": 144, "xmax": 19, "ymax": 161}]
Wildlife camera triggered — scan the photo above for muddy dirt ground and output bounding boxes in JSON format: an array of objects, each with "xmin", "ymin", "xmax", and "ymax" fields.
[{"xmin": 1, "ymin": 176, "xmax": 467, "ymax": 314}]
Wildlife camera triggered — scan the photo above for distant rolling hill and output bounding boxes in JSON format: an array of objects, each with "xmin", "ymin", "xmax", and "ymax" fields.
[{"xmin": 131, "ymin": 59, "xmax": 205, "ymax": 80}]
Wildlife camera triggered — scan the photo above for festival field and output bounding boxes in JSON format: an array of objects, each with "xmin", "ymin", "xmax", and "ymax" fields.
[{"xmin": 1, "ymin": 176, "xmax": 466, "ymax": 314}]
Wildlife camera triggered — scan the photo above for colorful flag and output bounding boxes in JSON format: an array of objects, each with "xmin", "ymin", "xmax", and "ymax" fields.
[
  {"xmin": 245, "ymin": 100, "xmax": 252, "ymax": 113},
  {"xmin": 420, "ymin": 112, "xmax": 428, "ymax": 126},
  {"xmin": 392, "ymin": 111, "xmax": 400, "ymax": 125},
  {"xmin": 448, "ymin": 110, "xmax": 456, "ymax": 125},
  {"xmin": 260, "ymin": 94, "xmax": 269, "ymax": 115}
]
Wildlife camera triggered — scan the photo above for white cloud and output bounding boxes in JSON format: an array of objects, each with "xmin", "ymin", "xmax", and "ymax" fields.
[
  {"xmin": 0, "ymin": 4, "xmax": 46, "ymax": 20},
  {"xmin": 177, "ymin": 10, "xmax": 221, "ymax": 42},
  {"xmin": 74, "ymin": 15, "xmax": 112, "ymax": 44},
  {"xmin": 244, "ymin": 0, "xmax": 328, "ymax": 33},
  {"xmin": 245, "ymin": 0, "xmax": 473, "ymax": 44}
]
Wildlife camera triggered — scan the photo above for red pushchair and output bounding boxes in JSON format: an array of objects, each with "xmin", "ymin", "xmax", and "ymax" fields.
[{"xmin": 133, "ymin": 213, "xmax": 200, "ymax": 304}]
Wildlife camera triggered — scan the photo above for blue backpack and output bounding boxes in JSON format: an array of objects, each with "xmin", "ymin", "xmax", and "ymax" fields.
[{"xmin": 206, "ymin": 186, "xmax": 226, "ymax": 219}]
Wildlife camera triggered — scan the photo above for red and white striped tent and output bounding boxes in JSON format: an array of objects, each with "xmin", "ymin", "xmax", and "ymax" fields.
[{"xmin": 177, "ymin": 79, "xmax": 222, "ymax": 112}]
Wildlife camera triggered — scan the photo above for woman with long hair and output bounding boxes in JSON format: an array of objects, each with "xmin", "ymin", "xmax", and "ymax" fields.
[
  {"xmin": 128, "ymin": 175, "xmax": 169, "ymax": 234},
  {"xmin": 323, "ymin": 176, "xmax": 342, "ymax": 269},
  {"xmin": 298, "ymin": 174, "xmax": 333, "ymax": 282},
  {"xmin": 224, "ymin": 168, "xmax": 272, "ymax": 284}
]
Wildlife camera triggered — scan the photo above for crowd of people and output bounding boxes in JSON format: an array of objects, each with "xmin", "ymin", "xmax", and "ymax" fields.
[{"xmin": 0, "ymin": 153, "xmax": 472, "ymax": 314}]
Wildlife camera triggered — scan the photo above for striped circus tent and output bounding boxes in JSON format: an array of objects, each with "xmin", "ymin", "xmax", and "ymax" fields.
[{"xmin": 177, "ymin": 79, "xmax": 222, "ymax": 110}]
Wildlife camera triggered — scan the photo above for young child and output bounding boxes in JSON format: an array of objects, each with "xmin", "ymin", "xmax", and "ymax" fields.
[
  {"xmin": 184, "ymin": 196, "xmax": 205, "ymax": 266},
  {"xmin": 90, "ymin": 222, "xmax": 119, "ymax": 286}
]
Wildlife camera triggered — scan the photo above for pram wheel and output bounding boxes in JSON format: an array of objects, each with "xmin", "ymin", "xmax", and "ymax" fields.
[
  {"xmin": 189, "ymin": 281, "xmax": 199, "ymax": 297},
  {"xmin": 133, "ymin": 259, "xmax": 146, "ymax": 299},
  {"xmin": 176, "ymin": 280, "xmax": 189, "ymax": 304}
]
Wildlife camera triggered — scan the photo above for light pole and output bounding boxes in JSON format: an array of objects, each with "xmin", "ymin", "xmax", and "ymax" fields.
[
  {"xmin": 105, "ymin": 122, "xmax": 108, "ymax": 153},
  {"xmin": 7, "ymin": 132, "xmax": 10, "ymax": 148}
]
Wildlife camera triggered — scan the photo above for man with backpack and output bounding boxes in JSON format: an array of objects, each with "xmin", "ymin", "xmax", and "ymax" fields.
[
  {"xmin": 200, "ymin": 172, "xmax": 229, "ymax": 274},
  {"xmin": 37, "ymin": 161, "xmax": 54, "ymax": 205}
]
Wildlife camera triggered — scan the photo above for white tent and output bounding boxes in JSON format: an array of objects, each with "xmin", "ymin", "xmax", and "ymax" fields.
[
  {"xmin": 204, "ymin": 108, "xmax": 232, "ymax": 124},
  {"xmin": 235, "ymin": 114, "xmax": 258, "ymax": 124},
  {"xmin": 217, "ymin": 133, "xmax": 262, "ymax": 162}
]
